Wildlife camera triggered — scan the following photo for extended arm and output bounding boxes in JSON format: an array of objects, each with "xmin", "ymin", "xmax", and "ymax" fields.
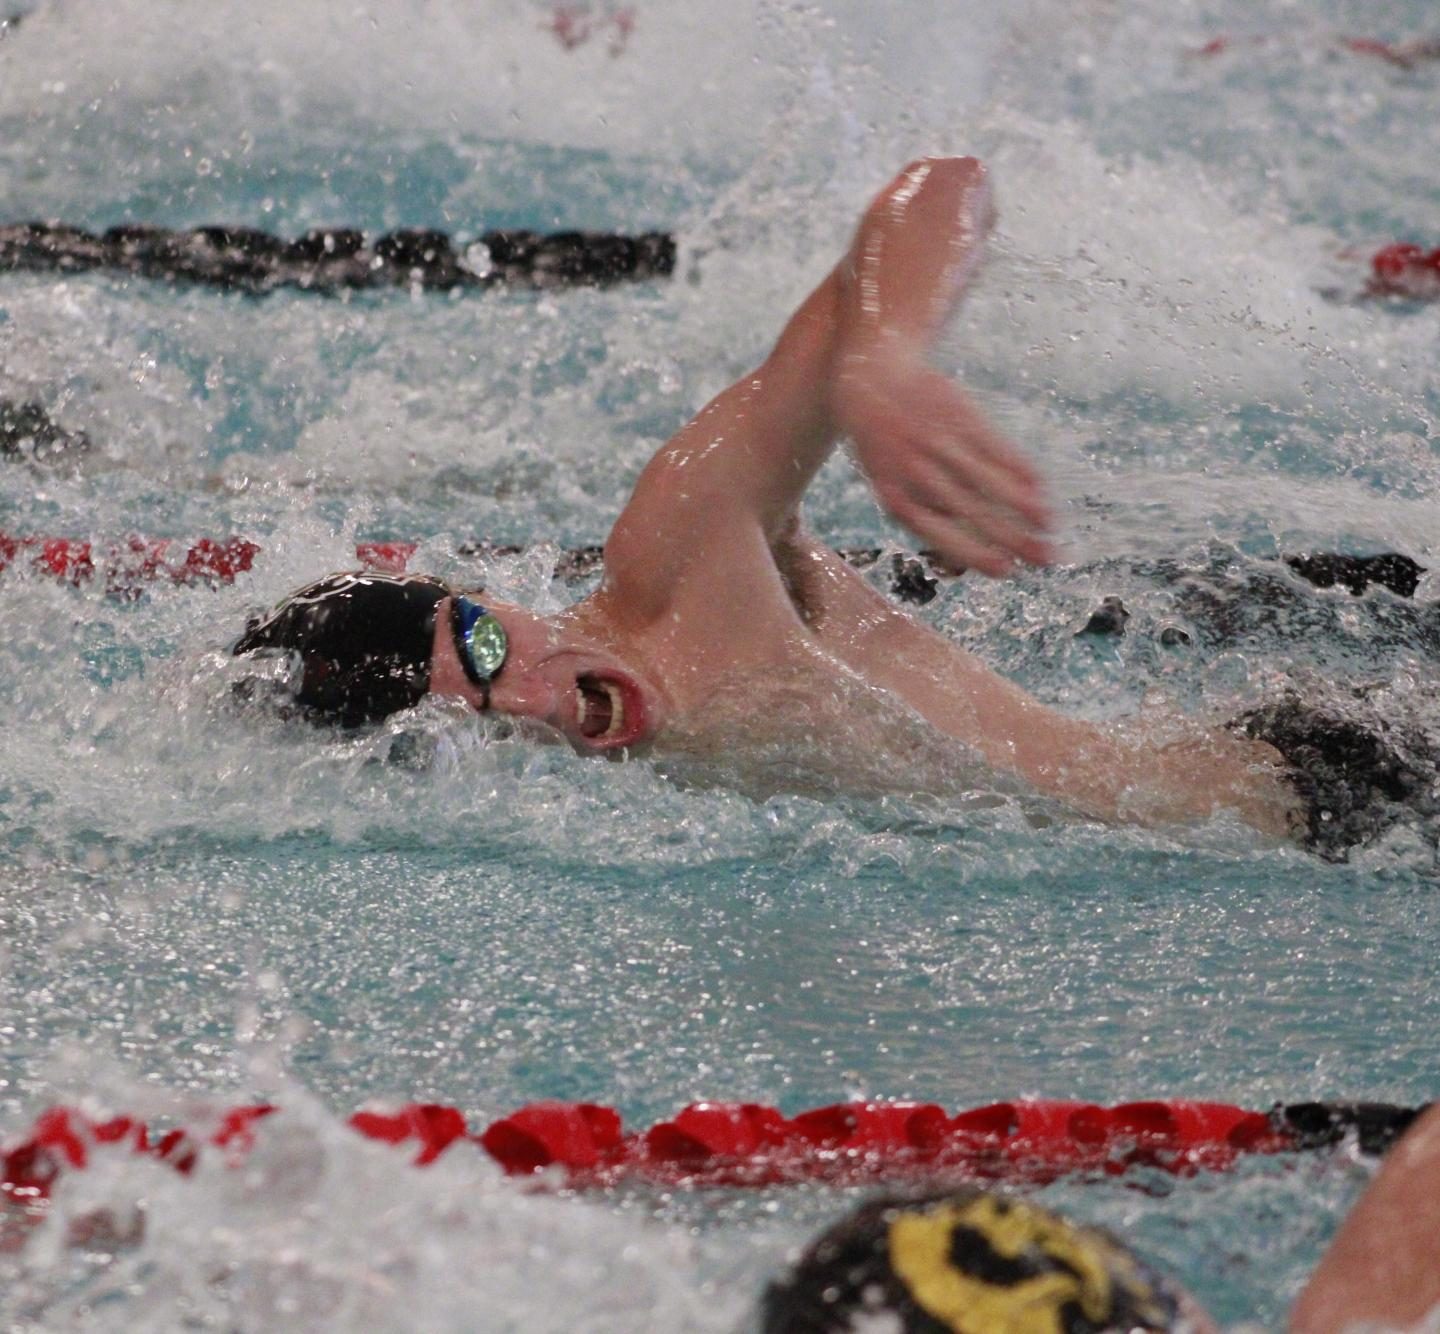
[{"xmin": 604, "ymin": 157, "xmax": 1052, "ymax": 616}]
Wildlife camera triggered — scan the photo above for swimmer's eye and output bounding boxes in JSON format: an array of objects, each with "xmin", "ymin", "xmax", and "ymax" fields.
[{"xmin": 450, "ymin": 595, "xmax": 509, "ymax": 703}]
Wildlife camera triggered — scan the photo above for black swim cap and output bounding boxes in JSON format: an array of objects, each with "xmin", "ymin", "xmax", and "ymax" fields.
[
  {"xmin": 762, "ymin": 1188, "xmax": 1189, "ymax": 1334},
  {"xmin": 233, "ymin": 572, "xmax": 450, "ymax": 728}
]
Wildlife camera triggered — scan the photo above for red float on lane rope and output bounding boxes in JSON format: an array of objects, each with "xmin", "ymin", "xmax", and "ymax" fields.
[
  {"xmin": 1191, "ymin": 33, "xmax": 1440, "ymax": 69},
  {"xmin": 0, "ymin": 531, "xmax": 263, "ymax": 590},
  {"xmin": 478, "ymin": 1101, "xmax": 625, "ymax": 1175},
  {"xmin": 1367, "ymin": 242, "xmax": 1440, "ymax": 299}
]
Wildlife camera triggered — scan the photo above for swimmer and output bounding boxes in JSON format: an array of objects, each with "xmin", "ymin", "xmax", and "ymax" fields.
[
  {"xmin": 235, "ymin": 157, "xmax": 1430, "ymax": 853},
  {"xmin": 762, "ymin": 1101, "xmax": 1440, "ymax": 1333},
  {"xmin": 761, "ymin": 1186, "xmax": 1211, "ymax": 1333}
]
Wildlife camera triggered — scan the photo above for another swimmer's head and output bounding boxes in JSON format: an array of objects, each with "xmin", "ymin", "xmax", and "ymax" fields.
[
  {"xmin": 762, "ymin": 1187, "xmax": 1211, "ymax": 1334},
  {"xmin": 232, "ymin": 570, "xmax": 661, "ymax": 749}
]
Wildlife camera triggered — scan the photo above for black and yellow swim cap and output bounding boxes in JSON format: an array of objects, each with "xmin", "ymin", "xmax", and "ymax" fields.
[{"xmin": 762, "ymin": 1188, "xmax": 1191, "ymax": 1334}]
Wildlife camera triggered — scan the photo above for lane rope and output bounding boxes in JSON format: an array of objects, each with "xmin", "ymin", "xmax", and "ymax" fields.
[
  {"xmin": 2, "ymin": 1098, "xmax": 1424, "ymax": 1230},
  {"xmin": 2, "ymin": 223, "xmax": 1434, "ymax": 304},
  {"xmin": 1191, "ymin": 32, "xmax": 1440, "ymax": 68},
  {"xmin": 1366, "ymin": 242, "xmax": 1440, "ymax": 300},
  {"xmin": 0, "ymin": 528, "xmax": 1425, "ymax": 614},
  {"xmin": 0, "ymin": 530, "xmax": 950, "ymax": 604},
  {"xmin": 0, "ymin": 223, "xmax": 675, "ymax": 293}
]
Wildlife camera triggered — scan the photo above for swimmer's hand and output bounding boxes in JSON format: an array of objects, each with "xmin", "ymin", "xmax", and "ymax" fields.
[
  {"xmin": 834, "ymin": 347, "xmax": 1054, "ymax": 577},
  {"xmin": 828, "ymin": 157, "xmax": 1052, "ymax": 576}
]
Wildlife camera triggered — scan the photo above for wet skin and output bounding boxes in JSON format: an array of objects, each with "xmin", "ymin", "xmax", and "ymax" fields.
[
  {"xmin": 411, "ymin": 156, "xmax": 1302, "ymax": 836},
  {"xmin": 426, "ymin": 595, "xmax": 666, "ymax": 754},
  {"xmin": 287, "ymin": 156, "xmax": 1302, "ymax": 841}
]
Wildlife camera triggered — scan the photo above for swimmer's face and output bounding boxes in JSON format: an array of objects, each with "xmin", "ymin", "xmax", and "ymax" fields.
[
  {"xmin": 427, "ymin": 595, "xmax": 663, "ymax": 752},
  {"xmin": 233, "ymin": 572, "xmax": 664, "ymax": 748}
]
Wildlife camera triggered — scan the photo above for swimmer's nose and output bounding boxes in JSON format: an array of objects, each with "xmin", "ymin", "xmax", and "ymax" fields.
[
  {"xmin": 487, "ymin": 672, "xmax": 561, "ymax": 721},
  {"xmin": 483, "ymin": 607, "xmax": 573, "ymax": 726}
]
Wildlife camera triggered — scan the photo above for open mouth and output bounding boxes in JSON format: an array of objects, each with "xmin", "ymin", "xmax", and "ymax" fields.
[{"xmin": 575, "ymin": 674, "xmax": 627, "ymax": 741}]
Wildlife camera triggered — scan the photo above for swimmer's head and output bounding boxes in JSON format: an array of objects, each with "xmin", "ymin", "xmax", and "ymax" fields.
[
  {"xmin": 232, "ymin": 572, "xmax": 453, "ymax": 728},
  {"xmin": 234, "ymin": 570, "xmax": 663, "ymax": 749},
  {"xmin": 762, "ymin": 1187, "xmax": 1210, "ymax": 1334}
]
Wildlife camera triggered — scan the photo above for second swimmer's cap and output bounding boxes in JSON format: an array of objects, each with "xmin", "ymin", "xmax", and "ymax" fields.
[
  {"xmin": 762, "ymin": 1188, "xmax": 1192, "ymax": 1334},
  {"xmin": 233, "ymin": 572, "xmax": 449, "ymax": 728}
]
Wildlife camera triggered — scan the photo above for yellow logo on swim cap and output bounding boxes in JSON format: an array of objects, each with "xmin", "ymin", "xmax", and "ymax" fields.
[{"xmin": 887, "ymin": 1195, "xmax": 1171, "ymax": 1334}]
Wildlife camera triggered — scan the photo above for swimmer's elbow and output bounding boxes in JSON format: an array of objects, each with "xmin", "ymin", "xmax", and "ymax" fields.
[
  {"xmin": 859, "ymin": 156, "xmax": 996, "ymax": 268},
  {"xmin": 917, "ymin": 154, "xmax": 987, "ymax": 183},
  {"xmin": 877, "ymin": 156, "xmax": 988, "ymax": 208}
]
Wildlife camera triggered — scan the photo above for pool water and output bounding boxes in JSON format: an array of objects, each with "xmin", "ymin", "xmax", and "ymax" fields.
[{"xmin": 1, "ymin": 0, "xmax": 1438, "ymax": 1328}]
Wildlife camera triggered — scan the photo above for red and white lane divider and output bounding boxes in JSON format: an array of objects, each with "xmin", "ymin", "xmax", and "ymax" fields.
[
  {"xmin": 2, "ymin": 1096, "xmax": 1423, "ymax": 1228},
  {"xmin": 0, "ymin": 532, "xmax": 265, "ymax": 588},
  {"xmin": 0, "ymin": 534, "xmax": 932, "ymax": 598},
  {"xmin": 1366, "ymin": 242, "xmax": 1440, "ymax": 300},
  {"xmin": 0, "ymin": 533, "xmax": 419, "ymax": 592}
]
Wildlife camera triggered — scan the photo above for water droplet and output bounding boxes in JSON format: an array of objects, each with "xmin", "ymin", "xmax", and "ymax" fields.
[{"xmin": 462, "ymin": 241, "xmax": 495, "ymax": 278}]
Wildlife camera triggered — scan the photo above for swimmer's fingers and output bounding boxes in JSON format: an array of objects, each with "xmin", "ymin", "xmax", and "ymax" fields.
[
  {"xmin": 842, "ymin": 364, "xmax": 1054, "ymax": 573},
  {"xmin": 904, "ymin": 418, "xmax": 1054, "ymax": 557},
  {"xmin": 897, "ymin": 510, "xmax": 1018, "ymax": 578},
  {"xmin": 919, "ymin": 381, "xmax": 1054, "ymax": 533},
  {"xmin": 865, "ymin": 440, "xmax": 1052, "ymax": 575},
  {"xmin": 876, "ymin": 468, "xmax": 1043, "ymax": 577},
  {"xmin": 894, "ymin": 453, "xmax": 1053, "ymax": 573}
]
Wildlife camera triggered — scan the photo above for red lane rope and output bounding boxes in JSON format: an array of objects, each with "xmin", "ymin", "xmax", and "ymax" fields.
[
  {"xmin": 0, "ymin": 532, "xmax": 267, "ymax": 589},
  {"xmin": 0, "ymin": 534, "xmax": 944, "ymax": 603},
  {"xmin": 1191, "ymin": 33, "xmax": 1440, "ymax": 69},
  {"xmin": 2, "ymin": 1097, "xmax": 1421, "ymax": 1228},
  {"xmin": 0, "ymin": 533, "xmax": 419, "ymax": 592}
]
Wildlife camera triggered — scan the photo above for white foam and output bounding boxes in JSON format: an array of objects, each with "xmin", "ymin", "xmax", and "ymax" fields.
[
  {"xmin": 4, "ymin": 1, "xmax": 1440, "ymax": 1327},
  {"xmin": 950, "ymin": 113, "xmax": 1428, "ymax": 417},
  {"xmin": 0, "ymin": 0, "xmax": 1007, "ymax": 172},
  {"xmin": 3, "ymin": 1088, "xmax": 739, "ymax": 1332}
]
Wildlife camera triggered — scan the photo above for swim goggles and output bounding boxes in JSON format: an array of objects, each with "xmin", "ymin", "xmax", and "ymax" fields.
[{"xmin": 450, "ymin": 595, "xmax": 509, "ymax": 706}]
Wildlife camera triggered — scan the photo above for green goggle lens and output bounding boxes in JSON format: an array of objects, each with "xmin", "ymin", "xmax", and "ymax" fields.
[{"xmin": 451, "ymin": 595, "xmax": 509, "ymax": 688}]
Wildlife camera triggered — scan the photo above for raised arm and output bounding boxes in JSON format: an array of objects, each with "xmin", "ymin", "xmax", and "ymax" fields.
[{"xmin": 604, "ymin": 157, "xmax": 1052, "ymax": 613}]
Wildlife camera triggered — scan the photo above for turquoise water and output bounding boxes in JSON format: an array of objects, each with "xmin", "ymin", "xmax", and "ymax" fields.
[{"xmin": 1, "ymin": 0, "xmax": 1438, "ymax": 1328}]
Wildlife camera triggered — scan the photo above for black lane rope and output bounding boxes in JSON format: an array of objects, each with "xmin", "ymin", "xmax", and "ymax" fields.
[{"xmin": 0, "ymin": 222, "xmax": 675, "ymax": 293}]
